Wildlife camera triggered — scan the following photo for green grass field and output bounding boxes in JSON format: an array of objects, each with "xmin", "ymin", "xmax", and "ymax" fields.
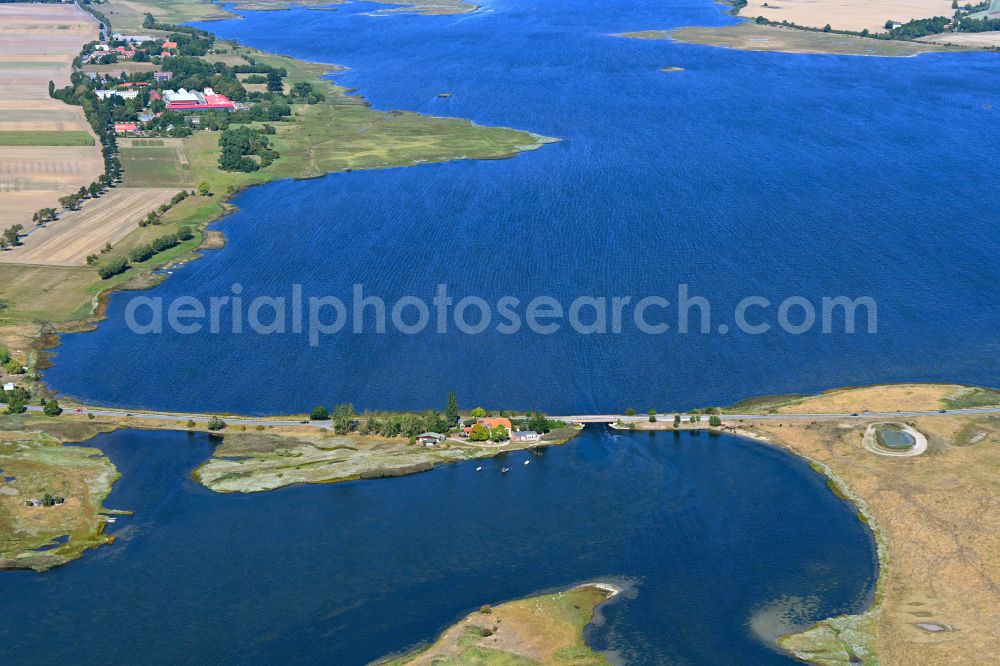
[
  {"xmin": 120, "ymin": 142, "xmax": 193, "ymax": 187},
  {"xmin": 0, "ymin": 131, "xmax": 94, "ymax": 146}
]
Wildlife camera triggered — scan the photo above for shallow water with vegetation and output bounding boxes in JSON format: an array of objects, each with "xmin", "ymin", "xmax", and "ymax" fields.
[{"xmin": 0, "ymin": 426, "xmax": 876, "ymax": 664}]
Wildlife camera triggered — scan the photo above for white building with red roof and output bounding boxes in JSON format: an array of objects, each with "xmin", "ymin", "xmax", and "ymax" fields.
[{"xmin": 162, "ymin": 88, "xmax": 235, "ymax": 112}]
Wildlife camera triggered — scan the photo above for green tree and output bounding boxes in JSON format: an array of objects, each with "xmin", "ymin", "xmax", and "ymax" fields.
[
  {"xmin": 445, "ymin": 392, "xmax": 459, "ymax": 425},
  {"xmin": 468, "ymin": 424, "xmax": 489, "ymax": 441},
  {"xmin": 266, "ymin": 70, "xmax": 284, "ymax": 92},
  {"xmin": 648, "ymin": 409, "xmax": 657, "ymax": 423},
  {"xmin": 490, "ymin": 425, "xmax": 510, "ymax": 442},
  {"xmin": 822, "ymin": 23, "xmax": 832, "ymax": 32},
  {"xmin": 207, "ymin": 416, "xmax": 226, "ymax": 431},
  {"xmin": 6, "ymin": 397, "xmax": 25, "ymax": 414},
  {"xmin": 198, "ymin": 181, "xmax": 212, "ymax": 196},
  {"xmin": 423, "ymin": 409, "xmax": 448, "ymax": 434},
  {"xmin": 3, "ymin": 224, "xmax": 24, "ymax": 247},
  {"xmin": 673, "ymin": 414, "xmax": 681, "ymax": 428},
  {"xmin": 528, "ymin": 412, "xmax": 553, "ymax": 434},
  {"xmin": 43, "ymin": 399, "xmax": 62, "ymax": 417},
  {"xmin": 625, "ymin": 407, "xmax": 635, "ymax": 416},
  {"xmin": 470, "ymin": 406, "xmax": 487, "ymax": 418},
  {"xmin": 709, "ymin": 415, "xmax": 722, "ymax": 427},
  {"xmin": 310, "ymin": 405, "xmax": 329, "ymax": 420},
  {"xmin": 333, "ymin": 402, "xmax": 355, "ymax": 434}
]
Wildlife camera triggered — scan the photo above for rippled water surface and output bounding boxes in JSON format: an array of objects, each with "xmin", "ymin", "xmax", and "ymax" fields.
[
  {"xmin": 0, "ymin": 427, "xmax": 876, "ymax": 664},
  {"xmin": 46, "ymin": 0, "xmax": 1000, "ymax": 414}
]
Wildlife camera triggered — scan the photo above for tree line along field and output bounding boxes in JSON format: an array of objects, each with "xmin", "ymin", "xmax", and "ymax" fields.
[{"xmin": 0, "ymin": 131, "xmax": 94, "ymax": 146}]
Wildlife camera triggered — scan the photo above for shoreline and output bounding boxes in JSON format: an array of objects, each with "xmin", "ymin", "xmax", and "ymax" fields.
[
  {"xmin": 1, "ymin": 0, "xmax": 556, "ymax": 401},
  {"xmin": 743, "ymin": 427, "xmax": 886, "ymax": 664},
  {"xmin": 375, "ymin": 581, "xmax": 621, "ymax": 664},
  {"xmin": 5, "ymin": 385, "xmax": 999, "ymax": 666},
  {"xmin": 617, "ymin": 22, "xmax": 972, "ymax": 57}
]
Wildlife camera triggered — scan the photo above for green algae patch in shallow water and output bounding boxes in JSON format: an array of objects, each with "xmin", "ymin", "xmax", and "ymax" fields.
[
  {"xmin": 782, "ymin": 452, "xmax": 886, "ymax": 665},
  {"xmin": 0, "ymin": 422, "xmax": 121, "ymax": 572},
  {"xmin": 875, "ymin": 425, "xmax": 914, "ymax": 450}
]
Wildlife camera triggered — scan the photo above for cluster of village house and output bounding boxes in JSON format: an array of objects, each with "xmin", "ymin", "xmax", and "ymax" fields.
[
  {"xmin": 80, "ymin": 32, "xmax": 239, "ymax": 136},
  {"xmin": 102, "ymin": 83, "xmax": 237, "ymax": 136},
  {"xmin": 415, "ymin": 417, "xmax": 541, "ymax": 447},
  {"xmin": 82, "ymin": 33, "xmax": 177, "ymax": 65}
]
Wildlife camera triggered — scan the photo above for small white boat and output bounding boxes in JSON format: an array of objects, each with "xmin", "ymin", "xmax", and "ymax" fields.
[
  {"xmin": 475, "ymin": 466, "xmax": 482, "ymax": 472},
  {"xmin": 501, "ymin": 467, "xmax": 510, "ymax": 473},
  {"xmin": 523, "ymin": 460, "xmax": 530, "ymax": 465},
  {"xmin": 106, "ymin": 517, "xmax": 117, "ymax": 523}
]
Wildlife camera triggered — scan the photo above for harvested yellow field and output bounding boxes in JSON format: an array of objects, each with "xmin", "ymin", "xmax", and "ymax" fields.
[
  {"xmin": 0, "ymin": 2, "xmax": 101, "ymax": 227},
  {"xmin": 744, "ymin": 0, "xmax": 957, "ymax": 34},
  {"xmin": 919, "ymin": 30, "xmax": 1000, "ymax": 47},
  {"xmin": 0, "ymin": 146, "xmax": 104, "ymax": 191},
  {"xmin": 0, "ymin": 100, "xmax": 91, "ymax": 133},
  {"xmin": 0, "ymin": 188, "xmax": 179, "ymax": 267},
  {"xmin": 778, "ymin": 383, "xmax": 962, "ymax": 413}
]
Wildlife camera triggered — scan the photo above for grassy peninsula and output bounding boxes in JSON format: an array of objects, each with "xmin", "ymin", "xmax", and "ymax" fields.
[
  {"xmin": 378, "ymin": 583, "xmax": 618, "ymax": 665},
  {"xmin": 619, "ymin": 23, "xmax": 962, "ymax": 56},
  {"xmin": 616, "ymin": 0, "xmax": 998, "ymax": 56},
  {"xmin": 193, "ymin": 421, "xmax": 581, "ymax": 493}
]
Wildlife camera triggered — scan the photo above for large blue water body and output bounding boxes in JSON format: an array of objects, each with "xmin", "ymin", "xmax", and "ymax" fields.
[
  {"xmin": 0, "ymin": 427, "xmax": 877, "ymax": 664},
  {"xmin": 45, "ymin": 0, "xmax": 1000, "ymax": 414}
]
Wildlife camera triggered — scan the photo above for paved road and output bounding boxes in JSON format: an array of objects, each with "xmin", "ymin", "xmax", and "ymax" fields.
[
  {"xmin": 553, "ymin": 408, "xmax": 1000, "ymax": 423},
  {"xmin": 4, "ymin": 403, "xmax": 999, "ymax": 429},
  {"xmin": 5, "ymin": 404, "xmax": 334, "ymax": 429}
]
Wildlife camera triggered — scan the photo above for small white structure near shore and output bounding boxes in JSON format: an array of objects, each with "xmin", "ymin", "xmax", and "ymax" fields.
[
  {"xmin": 511, "ymin": 430, "xmax": 541, "ymax": 443},
  {"xmin": 416, "ymin": 432, "xmax": 446, "ymax": 447}
]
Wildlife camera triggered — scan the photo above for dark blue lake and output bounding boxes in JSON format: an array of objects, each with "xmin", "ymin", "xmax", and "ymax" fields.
[
  {"xmin": 45, "ymin": 0, "xmax": 1000, "ymax": 414},
  {"xmin": 0, "ymin": 427, "xmax": 877, "ymax": 664}
]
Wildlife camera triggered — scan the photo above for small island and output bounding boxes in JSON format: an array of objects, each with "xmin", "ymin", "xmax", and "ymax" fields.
[
  {"xmin": 193, "ymin": 406, "xmax": 582, "ymax": 493},
  {"xmin": 377, "ymin": 583, "xmax": 619, "ymax": 665}
]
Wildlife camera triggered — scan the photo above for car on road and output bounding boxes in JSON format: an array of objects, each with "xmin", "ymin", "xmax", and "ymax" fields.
[{"xmin": 851, "ymin": 413, "xmax": 859, "ymax": 417}]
